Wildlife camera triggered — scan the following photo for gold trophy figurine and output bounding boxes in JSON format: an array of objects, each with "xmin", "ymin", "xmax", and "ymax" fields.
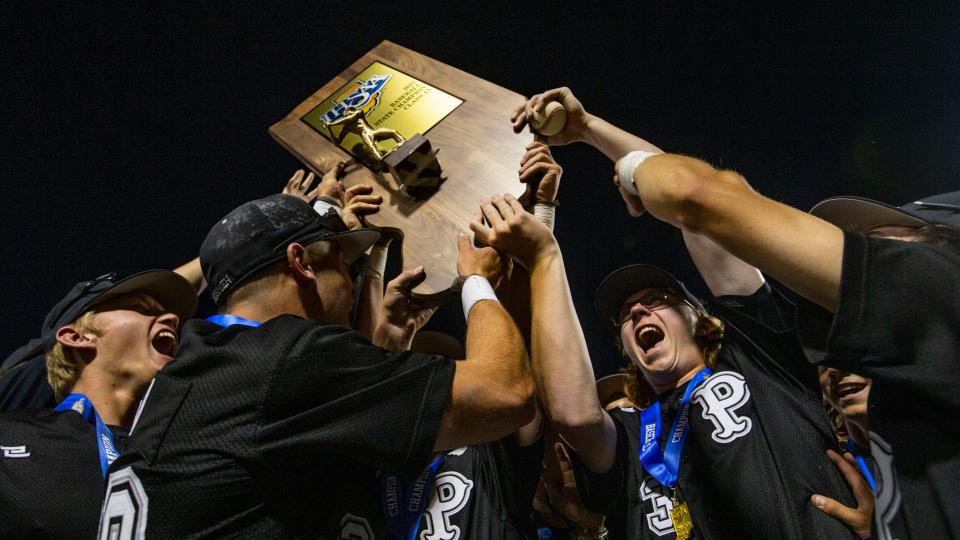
[
  {"xmin": 321, "ymin": 106, "xmax": 406, "ymax": 161},
  {"xmin": 322, "ymin": 106, "xmax": 442, "ymax": 196}
]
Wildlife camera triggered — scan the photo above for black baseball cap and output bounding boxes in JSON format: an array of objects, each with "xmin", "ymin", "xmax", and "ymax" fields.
[
  {"xmin": 19, "ymin": 270, "xmax": 197, "ymax": 359},
  {"xmin": 200, "ymin": 194, "xmax": 380, "ymax": 305},
  {"xmin": 810, "ymin": 191, "xmax": 960, "ymax": 232},
  {"xmin": 595, "ymin": 264, "xmax": 704, "ymax": 326}
]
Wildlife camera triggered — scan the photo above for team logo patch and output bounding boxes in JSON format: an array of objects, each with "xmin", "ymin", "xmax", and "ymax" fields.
[
  {"xmin": 1, "ymin": 445, "xmax": 30, "ymax": 458},
  {"xmin": 421, "ymin": 471, "xmax": 474, "ymax": 540},
  {"xmin": 321, "ymin": 74, "xmax": 392, "ymax": 125},
  {"xmin": 691, "ymin": 371, "xmax": 753, "ymax": 443}
]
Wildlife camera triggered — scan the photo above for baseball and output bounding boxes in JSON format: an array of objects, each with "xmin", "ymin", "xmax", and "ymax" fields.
[{"xmin": 530, "ymin": 100, "xmax": 566, "ymax": 137}]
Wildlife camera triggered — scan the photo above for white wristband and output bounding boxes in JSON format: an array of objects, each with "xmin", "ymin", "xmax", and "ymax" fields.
[
  {"xmin": 617, "ymin": 150, "xmax": 659, "ymax": 196},
  {"xmin": 313, "ymin": 196, "xmax": 342, "ymax": 217},
  {"xmin": 533, "ymin": 202, "xmax": 556, "ymax": 232},
  {"xmin": 363, "ymin": 244, "xmax": 389, "ymax": 280},
  {"xmin": 461, "ymin": 274, "xmax": 499, "ymax": 320}
]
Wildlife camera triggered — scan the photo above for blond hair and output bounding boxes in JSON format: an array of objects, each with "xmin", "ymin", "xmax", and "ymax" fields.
[{"xmin": 46, "ymin": 310, "xmax": 103, "ymax": 401}]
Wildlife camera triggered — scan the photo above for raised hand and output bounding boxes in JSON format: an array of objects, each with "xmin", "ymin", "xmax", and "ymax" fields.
[
  {"xmin": 511, "ymin": 87, "xmax": 590, "ymax": 146},
  {"xmin": 470, "ymin": 194, "xmax": 557, "ymax": 268},
  {"xmin": 282, "ymin": 169, "xmax": 321, "ymax": 203},
  {"xmin": 340, "ymin": 184, "xmax": 383, "ymax": 231},
  {"xmin": 518, "ymin": 141, "xmax": 563, "ymax": 202},
  {"xmin": 456, "ymin": 233, "xmax": 509, "ymax": 290},
  {"xmin": 372, "ymin": 266, "xmax": 438, "ymax": 352}
]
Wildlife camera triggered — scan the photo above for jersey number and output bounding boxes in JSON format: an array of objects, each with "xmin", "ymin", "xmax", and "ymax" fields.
[
  {"xmin": 340, "ymin": 513, "xmax": 374, "ymax": 540},
  {"xmin": 640, "ymin": 478, "xmax": 675, "ymax": 536},
  {"xmin": 98, "ymin": 467, "xmax": 148, "ymax": 540}
]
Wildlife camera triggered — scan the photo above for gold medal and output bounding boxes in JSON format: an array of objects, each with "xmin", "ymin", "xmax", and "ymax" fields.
[{"xmin": 670, "ymin": 488, "xmax": 694, "ymax": 540}]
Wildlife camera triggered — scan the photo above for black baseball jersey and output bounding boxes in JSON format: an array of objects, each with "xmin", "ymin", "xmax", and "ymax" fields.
[
  {"xmin": 797, "ymin": 233, "xmax": 960, "ymax": 539},
  {"xmin": 413, "ymin": 436, "xmax": 543, "ymax": 540},
  {"xmin": 576, "ymin": 284, "xmax": 858, "ymax": 539},
  {"xmin": 100, "ymin": 315, "xmax": 455, "ymax": 539},
  {"xmin": 0, "ymin": 354, "xmax": 56, "ymax": 412},
  {"xmin": 0, "ymin": 408, "xmax": 129, "ymax": 539}
]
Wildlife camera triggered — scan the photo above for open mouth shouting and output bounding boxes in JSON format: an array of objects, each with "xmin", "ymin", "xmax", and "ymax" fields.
[
  {"xmin": 636, "ymin": 324, "xmax": 666, "ymax": 356},
  {"xmin": 151, "ymin": 328, "xmax": 179, "ymax": 360},
  {"xmin": 836, "ymin": 380, "xmax": 868, "ymax": 403}
]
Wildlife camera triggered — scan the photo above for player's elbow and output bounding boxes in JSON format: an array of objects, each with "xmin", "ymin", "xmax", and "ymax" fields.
[
  {"xmin": 498, "ymin": 374, "xmax": 537, "ymax": 429},
  {"xmin": 552, "ymin": 406, "xmax": 606, "ymax": 435},
  {"xmin": 662, "ymin": 164, "xmax": 745, "ymax": 233}
]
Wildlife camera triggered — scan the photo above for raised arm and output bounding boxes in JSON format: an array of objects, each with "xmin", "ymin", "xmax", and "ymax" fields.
[
  {"xmin": 516, "ymin": 88, "xmax": 840, "ymax": 309},
  {"xmin": 471, "ymin": 194, "xmax": 617, "ymax": 473},
  {"xmin": 433, "ymin": 235, "xmax": 536, "ymax": 450},
  {"xmin": 626, "ymin": 154, "xmax": 843, "ymax": 310},
  {"xmin": 516, "ymin": 88, "xmax": 760, "ymax": 297},
  {"xmin": 512, "ymin": 87, "xmax": 662, "ymax": 160},
  {"xmin": 172, "ymin": 257, "xmax": 205, "ymax": 295},
  {"xmin": 682, "ymin": 230, "xmax": 765, "ymax": 297}
]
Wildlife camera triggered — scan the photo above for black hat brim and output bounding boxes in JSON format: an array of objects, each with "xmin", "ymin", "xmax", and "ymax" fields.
[
  {"xmin": 84, "ymin": 270, "xmax": 198, "ymax": 325},
  {"xmin": 809, "ymin": 196, "xmax": 926, "ymax": 232},
  {"xmin": 595, "ymin": 264, "xmax": 702, "ymax": 325},
  {"xmin": 323, "ymin": 228, "xmax": 381, "ymax": 265}
]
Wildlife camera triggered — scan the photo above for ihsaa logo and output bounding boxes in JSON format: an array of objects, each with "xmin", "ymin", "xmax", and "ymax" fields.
[{"xmin": 321, "ymin": 74, "xmax": 392, "ymax": 124}]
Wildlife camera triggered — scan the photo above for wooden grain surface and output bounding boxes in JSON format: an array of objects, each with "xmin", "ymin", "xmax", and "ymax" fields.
[{"xmin": 269, "ymin": 40, "xmax": 532, "ymax": 296}]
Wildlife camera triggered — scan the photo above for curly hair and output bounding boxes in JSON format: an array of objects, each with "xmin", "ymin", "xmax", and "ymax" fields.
[
  {"xmin": 619, "ymin": 303, "xmax": 725, "ymax": 408},
  {"xmin": 46, "ymin": 310, "xmax": 103, "ymax": 402}
]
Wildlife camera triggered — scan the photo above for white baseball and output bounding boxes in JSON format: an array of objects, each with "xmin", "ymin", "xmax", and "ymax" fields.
[{"xmin": 530, "ymin": 100, "xmax": 566, "ymax": 137}]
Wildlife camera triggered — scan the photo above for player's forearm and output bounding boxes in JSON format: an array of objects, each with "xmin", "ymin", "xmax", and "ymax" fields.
[
  {"xmin": 464, "ymin": 301, "xmax": 534, "ymax": 404},
  {"xmin": 635, "ymin": 154, "xmax": 843, "ymax": 310},
  {"xmin": 499, "ymin": 264, "xmax": 532, "ymax": 342},
  {"xmin": 528, "ymin": 248, "xmax": 606, "ymax": 436},
  {"xmin": 356, "ymin": 277, "xmax": 384, "ymax": 343},
  {"xmin": 581, "ymin": 113, "xmax": 663, "ymax": 162},
  {"xmin": 682, "ymin": 230, "xmax": 765, "ymax": 297},
  {"xmin": 172, "ymin": 257, "xmax": 205, "ymax": 295},
  {"xmin": 435, "ymin": 301, "xmax": 535, "ymax": 449}
]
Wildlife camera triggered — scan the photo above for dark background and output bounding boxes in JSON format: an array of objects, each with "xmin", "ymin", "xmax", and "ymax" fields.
[{"xmin": 2, "ymin": 3, "xmax": 957, "ymax": 376}]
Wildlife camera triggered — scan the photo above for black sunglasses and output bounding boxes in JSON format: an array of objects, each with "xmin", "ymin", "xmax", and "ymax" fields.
[{"xmin": 613, "ymin": 289, "xmax": 696, "ymax": 326}]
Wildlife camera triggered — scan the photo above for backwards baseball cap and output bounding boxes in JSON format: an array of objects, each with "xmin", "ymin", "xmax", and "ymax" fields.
[
  {"xmin": 595, "ymin": 373, "xmax": 630, "ymax": 407},
  {"xmin": 595, "ymin": 264, "xmax": 704, "ymax": 326},
  {"xmin": 809, "ymin": 191, "xmax": 960, "ymax": 232},
  {"xmin": 35, "ymin": 270, "xmax": 198, "ymax": 354},
  {"xmin": 200, "ymin": 194, "xmax": 380, "ymax": 305}
]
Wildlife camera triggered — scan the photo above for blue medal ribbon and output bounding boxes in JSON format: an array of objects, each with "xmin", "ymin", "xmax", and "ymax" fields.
[
  {"xmin": 206, "ymin": 314, "xmax": 261, "ymax": 328},
  {"xmin": 55, "ymin": 393, "xmax": 118, "ymax": 477},
  {"xmin": 844, "ymin": 440, "xmax": 877, "ymax": 493},
  {"xmin": 638, "ymin": 368, "xmax": 713, "ymax": 489},
  {"xmin": 380, "ymin": 455, "xmax": 445, "ymax": 540}
]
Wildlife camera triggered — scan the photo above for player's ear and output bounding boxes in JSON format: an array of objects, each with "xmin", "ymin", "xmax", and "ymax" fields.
[
  {"xmin": 286, "ymin": 243, "xmax": 315, "ymax": 284},
  {"xmin": 56, "ymin": 325, "xmax": 98, "ymax": 355}
]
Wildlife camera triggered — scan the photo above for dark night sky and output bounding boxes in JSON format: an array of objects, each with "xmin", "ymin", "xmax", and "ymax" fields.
[{"xmin": 1, "ymin": 3, "xmax": 957, "ymax": 375}]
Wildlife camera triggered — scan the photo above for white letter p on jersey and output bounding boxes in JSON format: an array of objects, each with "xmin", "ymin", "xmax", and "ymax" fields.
[
  {"xmin": 420, "ymin": 471, "xmax": 474, "ymax": 540},
  {"xmin": 691, "ymin": 371, "xmax": 752, "ymax": 443}
]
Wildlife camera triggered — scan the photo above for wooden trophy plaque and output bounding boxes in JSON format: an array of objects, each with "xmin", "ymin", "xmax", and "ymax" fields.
[{"xmin": 269, "ymin": 40, "xmax": 532, "ymax": 299}]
